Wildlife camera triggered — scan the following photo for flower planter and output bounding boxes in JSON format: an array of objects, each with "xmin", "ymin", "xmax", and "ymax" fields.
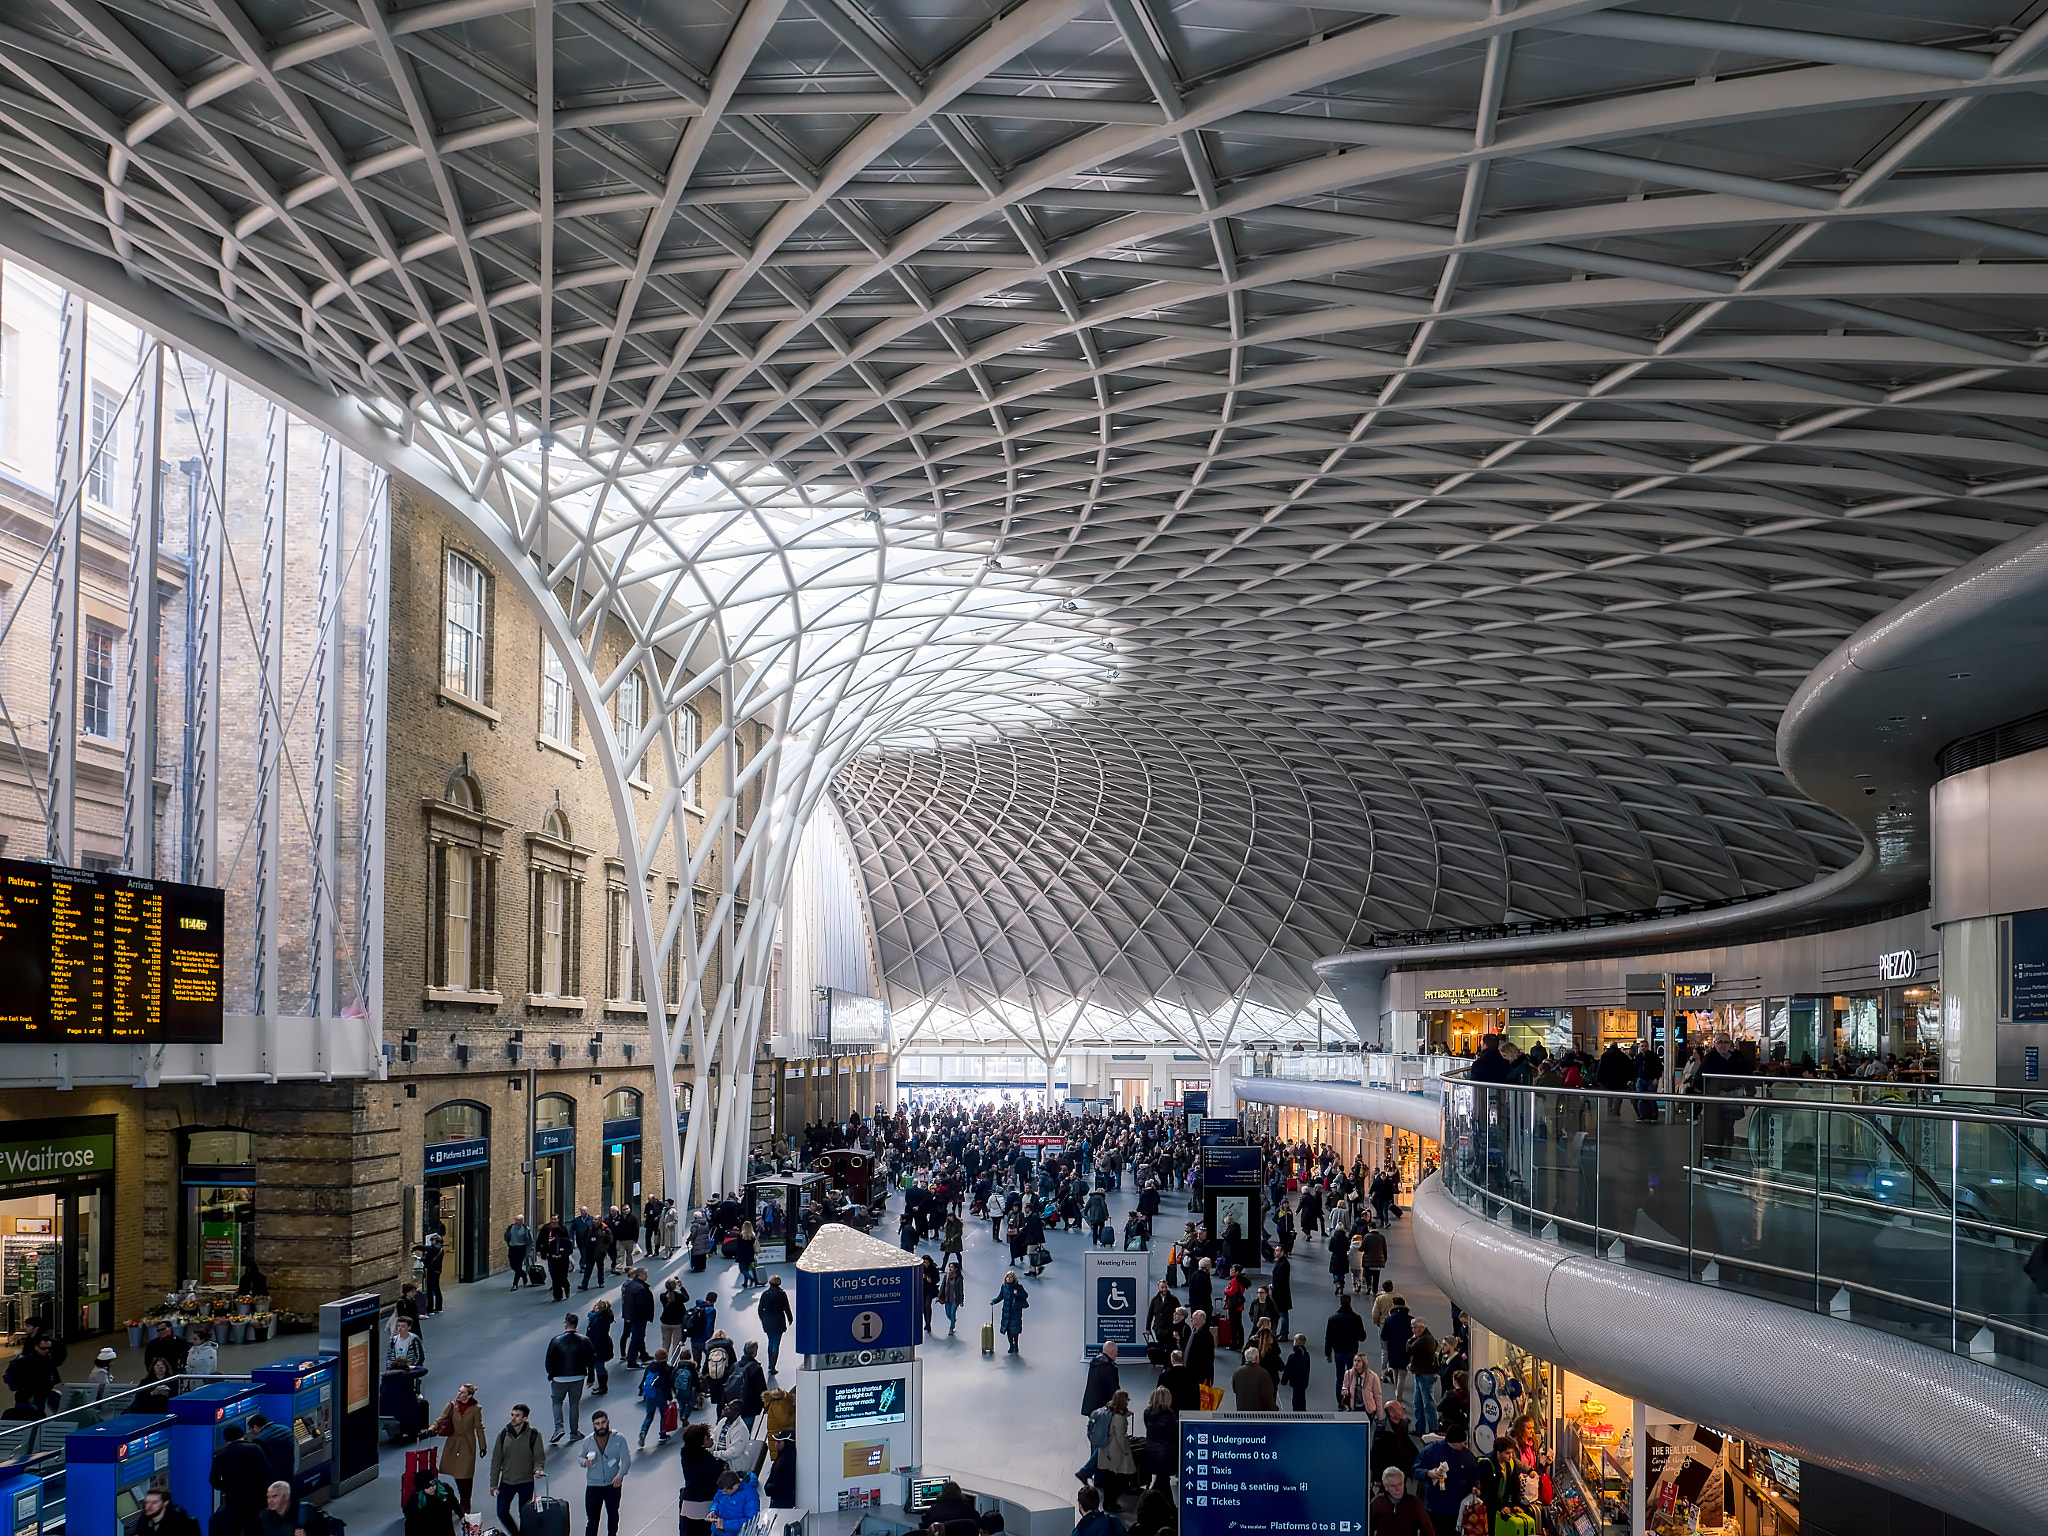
[
  {"xmin": 127, "ymin": 1324, "xmax": 144, "ymax": 1348},
  {"xmin": 236, "ymin": 1300, "xmax": 252, "ymax": 1316},
  {"xmin": 226, "ymin": 1322, "xmax": 246, "ymax": 1345}
]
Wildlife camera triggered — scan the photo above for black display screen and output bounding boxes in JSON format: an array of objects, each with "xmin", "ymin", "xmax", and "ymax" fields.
[{"xmin": 0, "ymin": 857, "xmax": 225, "ymax": 1042}]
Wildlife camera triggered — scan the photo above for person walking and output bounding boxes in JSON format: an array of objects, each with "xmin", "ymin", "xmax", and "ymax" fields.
[
  {"xmin": 733, "ymin": 1223, "xmax": 759, "ymax": 1291},
  {"xmin": 1322, "ymin": 1295, "xmax": 1366, "ymax": 1407},
  {"xmin": 938, "ymin": 1260, "xmax": 964, "ymax": 1336},
  {"xmin": 1230, "ymin": 1349, "xmax": 1276, "ymax": 1412},
  {"xmin": 1282, "ymin": 1334, "xmax": 1312, "ymax": 1412},
  {"xmin": 208, "ymin": 1424, "xmax": 273, "ymax": 1536},
  {"xmin": 677, "ymin": 1424, "xmax": 724, "ymax": 1536},
  {"xmin": 1271, "ymin": 1250, "xmax": 1293, "ymax": 1337},
  {"xmin": 545, "ymin": 1313, "xmax": 594, "ymax": 1443},
  {"xmin": 431, "ymin": 1383, "xmax": 488, "ymax": 1511},
  {"xmin": 1368, "ymin": 1469, "xmax": 1431, "ymax": 1536},
  {"xmin": 659, "ymin": 1278, "xmax": 689, "ymax": 1360},
  {"xmin": 578, "ymin": 1410, "xmax": 628, "ymax": 1536},
  {"xmin": 990, "ymin": 1270, "xmax": 1030, "ymax": 1355},
  {"xmin": 586, "ymin": 1299, "xmax": 616, "ymax": 1395},
  {"xmin": 620, "ymin": 1269, "xmax": 655, "ymax": 1367},
  {"xmin": 487, "ymin": 1402, "xmax": 546, "ymax": 1536},
  {"xmin": 1356, "ymin": 1223, "xmax": 1387, "ymax": 1299},
  {"xmin": 543, "ymin": 1221, "xmax": 574, "ymax": 1302},
  {"xmin": 635, "ymin": 1352, "xmax": 676, "ymax": 1450},
  {"xmin": 1082, "ymin": 1341, "xmax": 1122, "ymax": 1418},
  {"xmin": 757, "ymin": 1275, "xmax": 792, "ymax": 1371},
  {"xmin": 1407, "ymin": 1319, "xmax": 1440, "ymax": 1435},
  {"xmin": 506, "ymin": 1217, "xmax": 534, "ymax": 1289},
  {"xmin": 1327, "ymin": 1228, "xmax": 1351, "ymax": 1296},
  {"xmin": 1379, "ymin": 1296, "xmax": 1414, "ymax": 1404}
]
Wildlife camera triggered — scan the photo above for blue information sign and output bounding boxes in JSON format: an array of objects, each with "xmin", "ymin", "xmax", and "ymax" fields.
[
  {"xmin": 1179, "ymin": 1415, "xmax": 1369, "ymax": 1536},
  {"xmin": 794, "ymin": 1264, "xmax": 923, "ymax": 1354},
  {"xmin": 1200, "ymin": 1119, "xmax": 1241, "ymax": 1145},
  {"xmin": 424, "ymin": 1138, "xmax": 488, "ymax": 1174},
  {"xmin": 2012, "ymin": 908, "xmax": 2048, "ymax": 1024},
  {"xmin": 1201, "ymin": 1144, "xmax": 1261, "ymax": 1186},
  {"xmin": 1184, "ymin": 1090, "xmax": 1209, "ymax": 1117}
]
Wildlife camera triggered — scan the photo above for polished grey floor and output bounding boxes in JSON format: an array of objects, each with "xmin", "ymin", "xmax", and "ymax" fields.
[{"xmin": 190, "ymin": 1176, "xmax": 1450, "ymax": 1536}]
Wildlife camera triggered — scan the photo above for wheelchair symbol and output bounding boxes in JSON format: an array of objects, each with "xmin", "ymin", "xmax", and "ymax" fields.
[{"xmin": 1100, "ymin": 1279, "xmax": 1134, "ymax": 1312}]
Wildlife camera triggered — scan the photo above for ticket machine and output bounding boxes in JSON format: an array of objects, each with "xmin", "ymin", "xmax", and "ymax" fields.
[
  {"xmin": 63, "ymin": 1415, "xmax": 173, "ymax": 1536},
  {"xmin": 167, "ymin": 1381, "xmax": 262, "ymax": 1520},
  {"xmin": 251, "ymin": 1357, "xmax": 336, "ymax": 1498},
  {"xmin": 0, "ymin": 1467, "xmax": 45, "ymax": 1536}
]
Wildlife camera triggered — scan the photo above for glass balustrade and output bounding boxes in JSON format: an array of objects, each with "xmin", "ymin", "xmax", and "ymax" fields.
[{"xmin": 1442, "ymin": 1078, "xmax": 2048, "ymax": 1389}]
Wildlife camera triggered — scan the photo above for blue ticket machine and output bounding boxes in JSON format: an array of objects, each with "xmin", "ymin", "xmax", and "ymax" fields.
[
  {"xmin": 251, "ymin": 1358, "xmax": 335, "ymax": 1499},
  {"xmin": 0, "ymin": 1468, "xmax": 45, "ymax": 1536},
  {"xmin": 63, "ymin": 1415, "xmax": 174, "ymax": 1536},
  {"xmin": 168, "ymin": 1381, "xmax": 262, "ymax": 1521}
]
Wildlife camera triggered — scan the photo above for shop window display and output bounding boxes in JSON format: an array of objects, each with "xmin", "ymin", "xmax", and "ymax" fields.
[{"xmin": 180, "ymin": 1128, "xmax": 256, "ymax": 1293}]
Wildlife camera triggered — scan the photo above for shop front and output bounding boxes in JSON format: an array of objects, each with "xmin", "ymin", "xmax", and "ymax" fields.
[
  {"xmin": 600, "ymin": 1089, "xmax": 642, "ymax": 1212},
  {"xmin": 532, "ymin": 1095, "xmax": 575, "ymax": 1226},
  {"xmin": 179, "ymin": 1129, "xmax": 256, "ymax": 1294},
  {"xmin": 0, "ymin": 1117, "xmax": 114, "ymax": 1341},
  {"xmin": 1486, "ymin": 1332, "xmax": 1800, "ymax": 1535},
  {"xmin": 423, "ymin": 1103, "xmax": 490, "ymax": 1284}
]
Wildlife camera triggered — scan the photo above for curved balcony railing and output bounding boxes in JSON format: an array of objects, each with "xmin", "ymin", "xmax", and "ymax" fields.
[{"xmin": 1440, "ymin": 1075, "xmax": 2048, "ymax": 1389}]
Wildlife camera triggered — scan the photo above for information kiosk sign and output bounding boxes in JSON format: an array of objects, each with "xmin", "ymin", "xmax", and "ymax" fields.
[
  {"xmin": 1178, "ymin": 1415, "xmax": 1369, "ymax": 1536},
  {"xmin": 794, "ymin": 1223, "xmax": 924, "ymax": 1355}
]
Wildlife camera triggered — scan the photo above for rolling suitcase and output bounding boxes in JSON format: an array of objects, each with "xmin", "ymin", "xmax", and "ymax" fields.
[
  {"xmin": 981, "ymin": 1308, "xmax": 996, "ymax": 1356},
  {"xmin": 400, "ymin": 1447, "xmax": 439, "ymax": 1506},
  {"xmin": 521, "ymin": 1473, "xmax": 570, "ymax": 1536}
]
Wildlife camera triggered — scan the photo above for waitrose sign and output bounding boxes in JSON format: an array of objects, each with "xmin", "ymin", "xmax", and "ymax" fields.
[{"xmin": 0, "ymin": 1132, "xmax": 115, "ymax": 1183}]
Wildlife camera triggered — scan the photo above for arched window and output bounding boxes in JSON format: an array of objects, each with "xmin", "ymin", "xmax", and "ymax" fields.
[
  {"xmin": 424, "ymin": 1101, "xmax": 488, "ymax": 1143},
  {"xmin": 543, "ymin": 807, "xmax": 570, "ymax": 841},
  {"xmin": 446, "ymin": 772, "xmax": 480, "ymax": 810},
  {"xmin": 535, "ymin": 1093, "xmax": 574, "ymax": 1131},
  {"xmin": 431, "ymin": 773, "xmax": 498, "ymax": 996},
  {"xmin": 602, "ymin": 1087, "xmax": 642, "ymax": 1123}
]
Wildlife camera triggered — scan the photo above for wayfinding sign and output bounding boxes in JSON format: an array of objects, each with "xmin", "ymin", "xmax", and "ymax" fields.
[
  {"xmin": 794, "ymin": 1223, "xmax": 925, "ymax": 1354},
  {"xmin": 1082, "ymin": 1248, "xmax": 1149, "ymax": 1359},
  {"xmin": 1179, "ymin": 1415, "xmax": 1370, "ymax": 1536}
]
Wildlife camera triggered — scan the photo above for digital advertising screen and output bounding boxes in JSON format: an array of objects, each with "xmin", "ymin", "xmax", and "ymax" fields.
[{"xmin": 824, "ymin": 1377, "xmax": 907, "ymax": 1431}]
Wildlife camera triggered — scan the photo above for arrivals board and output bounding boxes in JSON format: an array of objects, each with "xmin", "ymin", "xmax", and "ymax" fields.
[{"xmin": 0, "ymin": 858, "xmax": 225, "ymax": 1043}]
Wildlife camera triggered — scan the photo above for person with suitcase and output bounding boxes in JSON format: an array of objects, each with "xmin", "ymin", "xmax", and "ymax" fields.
[
  {"xmin": 486, "ymin": 1403, "xmax": 545, "ymax": 1536},
  {"xmin": 520, "ymin": 1472, "xmax": 569, "ymax": 1536},
  {"xmin": 636, "ymin": 1355, "xmax": 676, "ymax": 1450},
  {"xmin": 990, "ymin": 1271, "xmax": 1029, "ymax": 1355},
  {"xmin": 578, "ymin": 1411, "xmax": 628, "ymax": 1536}
]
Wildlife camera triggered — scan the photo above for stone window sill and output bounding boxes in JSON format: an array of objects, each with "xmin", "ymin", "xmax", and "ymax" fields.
[
  {"xmin": 426, "ymin": 987, "xmax": 503, "ymax": 1007},
  {"xmin": 527, "ymin": 994, "xmax": 587, "ymax": 1011},
  {"xmin": 538, "ymin": 735, "xmax": 583, "ymax": 763},
  {"xmin": 439, "ymin": 687, "xmax": 501, "ymax": 724}
]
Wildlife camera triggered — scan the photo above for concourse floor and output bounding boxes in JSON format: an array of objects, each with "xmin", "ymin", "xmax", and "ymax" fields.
[{"xmin": 311, "ymin": 1177, "xmax": 1450, "ymax": 1536}]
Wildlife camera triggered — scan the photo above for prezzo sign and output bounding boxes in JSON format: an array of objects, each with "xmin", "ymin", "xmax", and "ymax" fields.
[{"xmin": 1877, "ymin": 949, "xmax": 1917, "ymax": 982}]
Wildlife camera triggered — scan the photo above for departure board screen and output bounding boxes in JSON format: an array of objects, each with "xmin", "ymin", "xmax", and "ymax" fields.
[{"xmin": 0, "ymin": 858, "xmax": 224, "ymax": 1043}]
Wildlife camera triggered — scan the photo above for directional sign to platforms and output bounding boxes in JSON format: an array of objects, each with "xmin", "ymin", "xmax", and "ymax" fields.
[{"xmin": 1180, "ymin": 1415, "xmax": 1370, "ymax": 1536}]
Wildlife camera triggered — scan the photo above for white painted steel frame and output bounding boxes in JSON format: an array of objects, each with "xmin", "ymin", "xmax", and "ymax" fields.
[{"xmin": 3, "ymin": 2, "xmax": 2048, "ymax": 1175}]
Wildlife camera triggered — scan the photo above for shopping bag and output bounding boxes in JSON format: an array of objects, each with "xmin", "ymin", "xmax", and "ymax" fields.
[
  {"xmin": 1197, "ymin": 1384, "xmax": 1224, "ymax": 1412},
  {"xmin": 661, "ymin": 1401, "xmax": 680, "ymax": 1433}
]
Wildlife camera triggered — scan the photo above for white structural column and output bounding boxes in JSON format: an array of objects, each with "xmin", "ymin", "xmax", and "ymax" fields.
[
  {"xmin": 358, "ymin": 470, "xmax": 392, "ymax": 1025},
  {"xmin": 183, "ymin": 370, "xmax": 227, "ymax": 886},
  {"xmin": 253, "ymin": 401, "xmax": 287, "ymax": 1015},
  {"xmin": 122, "ymin": 341, "xmax": 163, "ymax": 874},
  {"xmin": 309, "ymin": 432, "xmax": 343, "ymax": 1020},
  {"xmin": 46, "ymin": 293, "xmax": 85, "ymax": 865}
]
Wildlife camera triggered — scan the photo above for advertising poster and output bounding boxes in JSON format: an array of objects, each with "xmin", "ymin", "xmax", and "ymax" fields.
[
  {"xmin": 346, "ymin": 1336, "xmax": 371, "ymax": 1414},
  {"xmin": 201, "ymin": 1221, "xmax": 239, "ymax": 1287}
]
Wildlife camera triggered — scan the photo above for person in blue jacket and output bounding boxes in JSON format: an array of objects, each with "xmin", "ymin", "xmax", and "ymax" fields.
[
  {"xmin": 1411, "ymin": 1410, "xmax": 1479, "ymax": 1531},
  {"xmin": 709, "ymin": 1469, "xmax": 759, "ymax": 1536}
]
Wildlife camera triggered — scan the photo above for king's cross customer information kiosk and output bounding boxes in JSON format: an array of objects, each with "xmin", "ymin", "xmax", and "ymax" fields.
[
  {"xmin": 792, "ymin": 1223, "xmax": 925, "ymax": 1514},
  {"xmin": 64, "ymin": 1416, "xmax": 173, "ymax": 1536}
]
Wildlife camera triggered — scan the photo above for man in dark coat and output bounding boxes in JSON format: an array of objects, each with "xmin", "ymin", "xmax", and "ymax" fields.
[
  {"xmin": 209, "ymin": 1425, "xmax": 274, "ymax": 1536},
  {"xmin": 618, "ymin": 1269, "xmax": 655, "ymax": 1366},
  {"xmin": 1185, "ymin": 1312, "xmax": 1216, "ymax": 1385},
  {"xmin": 1081, "ymin": 1341, "xmax": 1121, "ymax": 1416},
  {"xmin": 1158, "ymin": 1352, "xmax": 1200, "ymax": 1413}
]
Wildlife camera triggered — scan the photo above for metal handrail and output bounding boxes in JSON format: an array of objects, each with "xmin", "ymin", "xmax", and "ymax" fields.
[{"xmin": 1455, "ymin": 1072, "xmax": 2048, "ymax": 1133}]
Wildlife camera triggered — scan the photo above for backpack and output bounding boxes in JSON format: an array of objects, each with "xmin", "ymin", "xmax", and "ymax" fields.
[{"xmin": 686, "ymin": 1301, "xmax": 707, "ymax": 1337}]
